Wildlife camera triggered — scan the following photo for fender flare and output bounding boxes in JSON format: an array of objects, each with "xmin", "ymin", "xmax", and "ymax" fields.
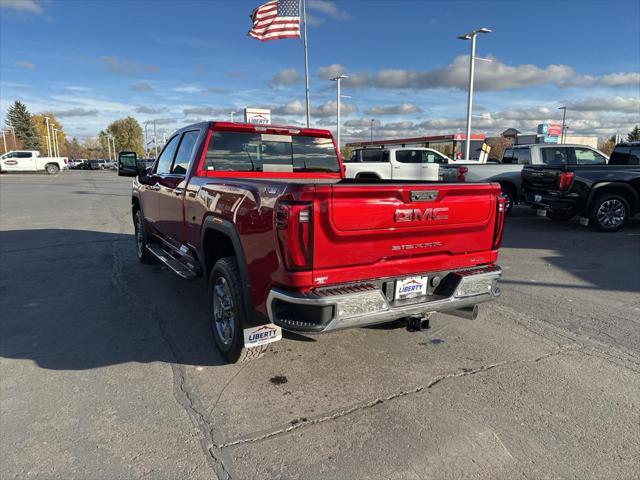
[
  {"xmin": 200, "ymin": 216, "xmax": 260, "ymax": 326},
  {"xmin": 585, "ymin": 182, "xmax": 639, "ymax": 216}
]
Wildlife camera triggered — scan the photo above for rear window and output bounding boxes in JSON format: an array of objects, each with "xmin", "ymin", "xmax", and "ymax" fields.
[
  {"xmin": 360, "ymin": 149, "xmax": 389, "ymax": 163},
  {"xmin": 503, "ymin": 148, "xmax": 530, "ymax": 164},
  {"xmin": 609, "ymin": 146, "xmax": 640, "ymax": 165},
  {"xmin": 203, "ymin": 131, "xmax": 340, "ymax": 173}
]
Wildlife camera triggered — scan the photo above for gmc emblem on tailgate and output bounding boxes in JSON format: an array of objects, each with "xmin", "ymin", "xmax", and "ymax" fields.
[{"xmin": 394, "ymin": 207, "xmax": 449, "ymax": 222}]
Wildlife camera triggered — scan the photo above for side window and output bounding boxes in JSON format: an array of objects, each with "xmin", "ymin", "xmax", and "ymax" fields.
[
  {"xmin": 361, "ymin": 149, "xmax": 387, "ymax": 163},
  {"xmin": 574, "ymin": 148, "xmax": 606, "ymax": 165},
  {"xmin": 171, "ymin": 131, "xmax": 199, "ymax": 175},
  {"xmin": 17, "ymin": 152, "xmax": 33, "ymax": 158},
  {"xmin": 629, "ymin": 148, "xmax": 640, "ymax": 165},
  {"xmin": 5, "ymin": 152, "xmax": 18, "ymax": 158},
  {"xmin": 424, "ymin": 151, "xmax": 444, "ymax": 163},
  {"xmin": 154, "ymin": 135, "xmax": 180, "ymax": 174},
  {"xmin": 540, "ymin": 147, "xmax": 570, "ymax": 165},
  {"xmin": 396, "ymin": 150, "xmax": 422, "ymax": 163}
]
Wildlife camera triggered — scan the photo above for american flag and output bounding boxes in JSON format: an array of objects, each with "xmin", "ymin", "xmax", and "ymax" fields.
[{"xmin": 248, "ymin": 0, "xmax": 301, "ymax": 42}]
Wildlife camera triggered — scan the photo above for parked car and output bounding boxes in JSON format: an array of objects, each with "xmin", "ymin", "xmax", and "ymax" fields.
[
  {"xmin": 0, "ymin": 150, "xmax": 67, "ymax": 174},
  {"xmin": 452, "ymin": 144, "xmax": 609, "ymax": 214},
  {"xmin": 118, "ymin": 122, "xmax": 505, "ymax": 363},
  {"xmin": 68, "ymin": 159, "xmax": 87, "ymax": 169},
  {"xmin": 522, "ymin": 142, "xmax": 639, "ymax": 231},
  {"xmin": 87, "ymin": 160, "xmax": 104, "ymax": 170},
  {"xmin": 344, "ymin": 147, "xmax": 463, "ymax": 182},
  {"xmin": 102, "ymin": 160, "xmax": 116, "ymax": 169}
]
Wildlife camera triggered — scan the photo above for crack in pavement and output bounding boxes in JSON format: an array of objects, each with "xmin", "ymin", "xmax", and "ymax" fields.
[
  {"xmin": 214, "ymin": 346, "xmax": 575, "ymax": 450},
  {"xmin": 110, "ymin": 242, "xmax": 233, "ymax": 480}
]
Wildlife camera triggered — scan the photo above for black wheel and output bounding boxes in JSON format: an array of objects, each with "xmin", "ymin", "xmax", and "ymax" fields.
[
  {"xmin": 133, "ymin": 209, "xmax": 154, "ymax": 263},
  {"xmin": 547, "ymin": 210, "xmax": 575, "ymax": 221},
  {"xmin": 208, "ymin": 257, "xmax": 269, "ymax": 363},
  {"xmin": 45, "ymin": 163, "xmax": 60, "ymax": 175},
  {"xmin": 589, "ymin": 194, "xmax": 629, "ymax": 232},
  {"xmin": 500, "ymin": 187, "xmax": 514, "ymax": 215}
]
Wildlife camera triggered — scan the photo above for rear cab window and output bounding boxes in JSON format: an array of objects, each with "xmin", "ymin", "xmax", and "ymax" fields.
[
  {"xmin": 609, "ymin": 146, "xmax": 640, "ymax": 165},
  {"xmin": 201, "ymin": 130, "xmax": 341, "ymax": 174},
  {"xmin": 540, "ymin": 147, "xmax": 571, "ymax": 165}
]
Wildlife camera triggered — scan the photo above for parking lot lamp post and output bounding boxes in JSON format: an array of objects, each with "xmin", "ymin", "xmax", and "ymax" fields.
[
  {"xmin": 331, "ymin": 75, "xmax": 348, "ymax": 150},
  {"xmin": 370, "ymin": 119, "xmax": 375, "ymax": 144},
  {"xmin": 154, "ymin": 121, "xmax": 158, "ymax": 159},
  {"xmin": 1, "ymin": 130, "xmax": 6, "ymax": 153},
  {"xmin": 458, "ymin": 27, "xmax": 491, "ymax": 160},
  {"xmin": 229, "ymin": 111, "xmax": 236, "ymax": 122},
  {"xmin": 8, "ymin": 126, "xmax": 16, "ymax": 149},
  {"xmin": 44, "ymin": 116, "xmax": 52, "ymax": 157},
  {"xmin": 106, "ymin": 135, "xmax": 112, "ymax": 162},
  {"xmin": 53, "ymin": 128, "xmax": 60, "ymax": 157},
  {"xmin": 558, "ymin": 106, "xmax": 567, "ymax": 143}
]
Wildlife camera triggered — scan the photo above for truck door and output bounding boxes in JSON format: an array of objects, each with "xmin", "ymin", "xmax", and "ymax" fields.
[
  {"xmin": 141, "ymin": 134, "xmax": 181, "ymax": 235},
  {"xmin": 1, "ymin": 152, "xmax": 36, "ymax": 171},
  {"xmin": 155, "ymin": 130, "xmax": 200, "ymax": 247},
  {"xmin": 393, "ymin": 150, "xmax": 438, "ymax": 180}
]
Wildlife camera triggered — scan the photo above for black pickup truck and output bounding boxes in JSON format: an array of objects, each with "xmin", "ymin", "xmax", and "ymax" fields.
[{"xmin": 522, "ymin": 142, "xmax": 640, "ymax": 231}]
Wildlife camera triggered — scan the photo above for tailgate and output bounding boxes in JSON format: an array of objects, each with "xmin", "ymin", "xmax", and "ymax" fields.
[
  {"xmin": 311, "ymin": 182, "xmax": 501, "ymax": 283},
  {"xmin": 522, "ymin": 166, "xmax": 562, "ymax": 191}
]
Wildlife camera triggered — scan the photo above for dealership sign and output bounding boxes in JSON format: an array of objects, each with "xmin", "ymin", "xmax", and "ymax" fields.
[
  {"xmin": 537, "ymin": 123, "xmax": 562, "ymax": 136},
  {"xmin": 244, "ymin": 108, "xmax": 271, "ymax": 125}
]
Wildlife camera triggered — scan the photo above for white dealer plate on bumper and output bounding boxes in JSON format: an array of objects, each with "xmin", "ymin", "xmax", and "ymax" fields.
[
  {"xmin": 394, "ymin": 276, "xmax": 428, "ymax": 301},
  {"xmin": 243, "ymin": 323, "xmax": 282, "ymax": 348}
]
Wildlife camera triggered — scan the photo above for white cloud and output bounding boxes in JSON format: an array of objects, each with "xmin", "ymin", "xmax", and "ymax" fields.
[
  {"xmin": 0, "ymin": 0, "xmax": 43, "ymax": 14},
  {"xmin": 174, "ymin": 85, "xmax": 203, "ymax": 93},
  {"xmin": 16, "ymin": 61, "xmax": 35, "ymax": 69},
  {"xmin": 135, "ymin": 106, "xmax": 166, "ymax": 114},
  {"xmin": 271, "ymin": 99, "xmax": 357, "ymax": 118},
  {"xmin": 101, "ymin": 56, "xmax": 159, "ymax": 75},
  {"xmin": 270, "ymin": 68, "xmax": 301, "ymax": 86},
  {"xmin": 131, "ymin": 82, "xmax": 153, "ymax": 92},
  {"xmin": 318, "ymin": 56, "xmax": 640, "ymax": 91},
  {"xmin": 318, "ymin": 64, "xmax": 346, "ymax": 80},
  {"xmin": 51, "ymin": 108, "xmax": 99, "ymax": 117},
  {"xmin": 308, "ymin": 0, "xmax": 350, "ymax": 20},
  {"xmin": 565, "ymin": 96, "xmax": 640, "ymax": 113},
  {"xmin": 365, "ymin": 103, "xmax": 423, "ymax": 115}
]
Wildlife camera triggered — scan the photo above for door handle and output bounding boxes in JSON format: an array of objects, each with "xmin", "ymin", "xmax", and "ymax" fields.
[
  {"xmin": 150, "ymin": 182, "xmax": 161, "ymax": 191},
  {"xmin": 173, "ymin": 187, "xmax": 184, "ymax": 195}
]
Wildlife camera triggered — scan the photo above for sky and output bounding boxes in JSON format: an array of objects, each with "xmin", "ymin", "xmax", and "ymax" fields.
[{"xmin": 1, "ymin": 0, "xmax": 639, "ymax": 145}]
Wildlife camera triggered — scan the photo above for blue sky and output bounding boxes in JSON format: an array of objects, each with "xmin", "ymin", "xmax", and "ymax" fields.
[{"xmin": 1, "ymin": 0, "xmax": 639, "ymax": 144}]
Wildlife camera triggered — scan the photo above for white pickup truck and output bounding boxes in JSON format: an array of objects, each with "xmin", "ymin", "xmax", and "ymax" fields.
[
  {"xmin": 344, "ymin": 147, "xmax": 462, "ymax": 181},
  {"xmin": 0, "ymin": 150, "xmax": 68, "ymax": 174}
]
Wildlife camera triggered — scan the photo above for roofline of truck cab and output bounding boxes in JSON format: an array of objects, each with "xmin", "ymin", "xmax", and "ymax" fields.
[{"xmin": 168, "ymin": 121, "xmax": 334, "ymax": 138}]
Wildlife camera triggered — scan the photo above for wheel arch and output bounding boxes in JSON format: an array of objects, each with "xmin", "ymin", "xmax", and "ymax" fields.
[
  {"xmin": 586, "ymin": 182, "xmax": 638, "ymax": 216},
  {"xmin": 355, "ymin": 172, "xmax": 381, "ymax": 179},
  {"xmin": 200, "ymin": 216, "xmax": 260, "ymax": 326}
]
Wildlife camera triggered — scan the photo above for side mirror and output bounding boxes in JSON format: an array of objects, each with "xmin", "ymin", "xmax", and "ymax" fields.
[{"xmin": 118, "ymin": 151, "xmax": 138, "ymax": 177}]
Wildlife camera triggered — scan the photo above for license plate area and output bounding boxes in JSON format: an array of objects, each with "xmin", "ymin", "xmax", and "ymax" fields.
[{"xmin": 394, "ymin": 276, "xmax": 429, "ymax": 301}]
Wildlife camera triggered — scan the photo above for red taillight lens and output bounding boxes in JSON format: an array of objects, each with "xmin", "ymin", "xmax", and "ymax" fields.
[
  {"xmin": 457, "ymin": 166, "xmax": 468, "ymax": 182},
  {"xmin": 276, "ymin": 202, "xmax": 313, "ymax": 270},
  {"xmin": 558, "ymin": 171, "xmax": 574, "ymax": 191},
  {"xmin": 492, "ymin": 195, "xmax": 506, "ymax": 249}
]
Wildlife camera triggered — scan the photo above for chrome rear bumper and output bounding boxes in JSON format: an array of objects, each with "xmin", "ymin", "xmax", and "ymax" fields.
[{"xmin": 267, "ymin": 265, "xmax": 501, "ymax": 333}]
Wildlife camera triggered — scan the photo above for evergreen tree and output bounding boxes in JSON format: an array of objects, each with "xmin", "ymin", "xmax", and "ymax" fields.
[
  {"xmin": 627, "ymin": 125, "xmax": 640, "ymax": 142},
  {"xmin": 6, "ymin": 101, "xmax": 40, "ymax": 150}
]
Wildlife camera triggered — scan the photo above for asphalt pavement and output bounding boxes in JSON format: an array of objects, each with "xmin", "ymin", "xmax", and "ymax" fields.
[{"xmin": 1, "ymin": 171, "xmax": 639, "ymax": 479}]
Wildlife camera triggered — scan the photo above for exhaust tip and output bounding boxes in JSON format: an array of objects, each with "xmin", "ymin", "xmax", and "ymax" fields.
[{"xmin": 444, "ymin": 305, "xmax": 478, "ymax": 321}]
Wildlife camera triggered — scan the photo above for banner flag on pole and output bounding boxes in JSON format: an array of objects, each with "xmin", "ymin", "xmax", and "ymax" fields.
[{"xmin": 248, "ymin": 0, "xmax": 301, "ymax": 42}]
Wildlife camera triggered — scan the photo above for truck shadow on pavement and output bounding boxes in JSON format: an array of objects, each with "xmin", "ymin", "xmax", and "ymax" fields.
[
  {"xmin": 0, "ymin": 228, "xmax": 228, "ymax": 370},
  {"xmin": 500, "ymin": 207, "xmax": 640, "ymax": 293}
]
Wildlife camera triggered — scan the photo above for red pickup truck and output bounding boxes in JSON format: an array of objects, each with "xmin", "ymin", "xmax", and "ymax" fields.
[{"xmin": 118, "ymin": 122, "xmax": 504, "ymax": 363}]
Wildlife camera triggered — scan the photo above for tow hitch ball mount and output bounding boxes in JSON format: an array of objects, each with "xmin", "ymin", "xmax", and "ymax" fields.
[{"xmin": 406, "ymin": 314, "xmax": 431, "ymax": 332}]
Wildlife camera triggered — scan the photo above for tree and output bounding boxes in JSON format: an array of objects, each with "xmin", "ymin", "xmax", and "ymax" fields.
[
  {"xmin": 598, "ymin": 138, "xmax": 616, "ymax": 156},
  {"xmin": 486, "ymin": 136, "xmax": 513, "ymax": 161},
  {"xmin": 102, "ymin": 117, "xmax": 144, "ymax": 157},
  {"xmin": 32, "ymin": 113, "xmax": 66, "ymax": 156},
  {"xmin": 340, "ymin": 145, "xmax": 352, "ymax": 160},
  {"xmin": 627, "ymin": 125, "xmax": 640, "ymax": 142},
  {"xmin": 65, "ymin": 137, "xmax": 88, "ymax": 160},
  {"xmin": 5, "ymin": 101, "xmax": 40, "ymax": 150}
]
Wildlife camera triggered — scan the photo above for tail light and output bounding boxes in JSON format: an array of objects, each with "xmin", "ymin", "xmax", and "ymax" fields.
[
  {"xmin": 275, "ymin": 201, "xmax": 313, "ymax": 270},
  {"xmin": 558, "ymin": 171, "xmax": 574, "ymax": 191},
  {"xmin": 492, "ymin": 195, "xmax": 506, "ymax": 249},
  {"xmin": 457, "ymin": 166, "xmax": 468, "ymax": 182}
]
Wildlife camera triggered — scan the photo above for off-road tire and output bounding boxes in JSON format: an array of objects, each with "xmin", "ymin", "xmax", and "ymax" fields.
[
  {"xmin": 547, "ymin": 210, "xmax": 575, "ymax": 221},
  {"xmin": 45, "ymin": 163, "xmax": 60, "ymax": 175},
  {"xmin": 589, "ymin": 193, "xmax": 629, "ymax": 232},
  {"xmin": 208, "ymin": 257, "xmax": 269, "ymax": 363},
  {"xmin": 133, "ymin": 209, "xmax": 154, "ymax": 264}
]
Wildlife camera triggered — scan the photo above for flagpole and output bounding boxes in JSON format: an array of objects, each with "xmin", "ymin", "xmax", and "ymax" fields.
[{"xmin": 301, "ymin": 0, "xmax": 310, "ymax": 127}]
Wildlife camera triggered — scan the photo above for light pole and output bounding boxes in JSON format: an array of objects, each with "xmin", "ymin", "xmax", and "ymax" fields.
[
  {"xmin": 229, "ymin": 111, "xmax": 236, "ymax": 122},
  {"xmin": 1, "ymin": 130, "xmax": 6, "ymax": 153},
  {"xmin": 53, "ymin": 128, "xmax": 60, "ymax": 157},
  {"xmin": 111, "ymin": 136, "xmax": 116, "ymax": 159},
  {"xmin": 331, "ymin": 75, "xmax": 348, "ymax": 150},
  {"xmin": 44, "ymin": 116, "xmax": 52, "ymax": 157},
  {"xmin": 458, "ymin": 27, "xmax": 491, "ymax": 160},
  {"xmin": 153, "ymin": 120, "xmax": 158, "ymax": 158},
  {"xmin": 558, "ymin": 106, "xmax": 567, "ymax": 143},
  {"xmin": 7, "ymin": 126, "xmax": 16, "ymax": 149},
  {"xmin": 370, "ymin": 119, "xmax": 375, "ymax": 144}
]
